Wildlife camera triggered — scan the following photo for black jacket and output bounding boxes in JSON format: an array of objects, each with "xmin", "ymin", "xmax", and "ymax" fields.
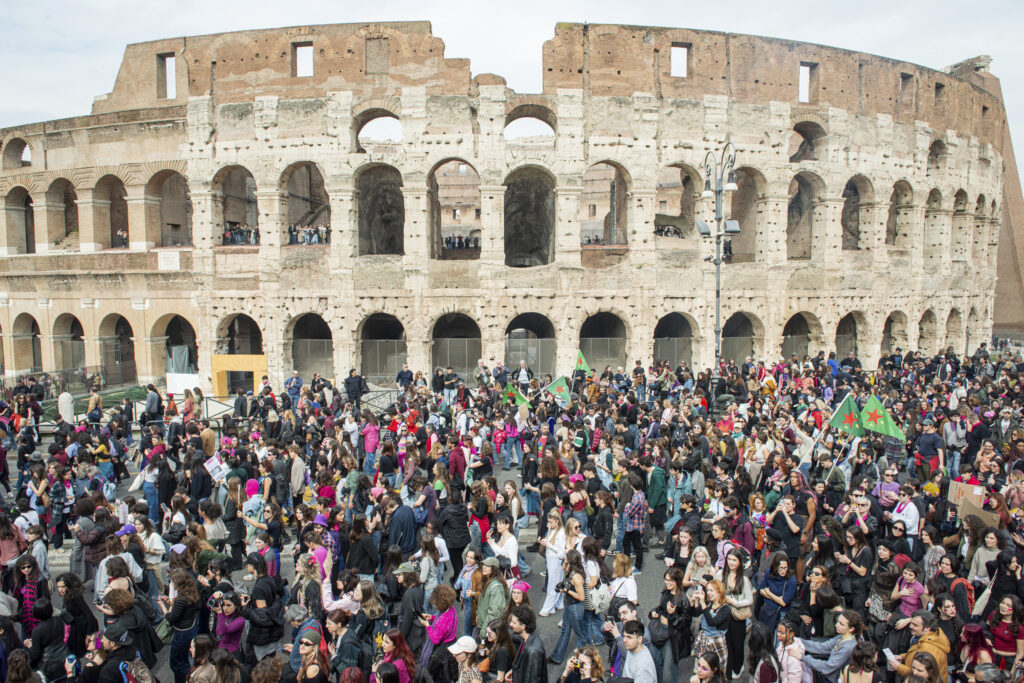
[
  {"xmin": 345, "ymin": 375, "xmax": 367, "ymax": 399},
  {"xmin": 111, "ymin": 605, "xmax": 162, "ymax": 668},
  {"xmin": 243, "ymin": 597, "xmax": 285, "ymax": 646},
  {"xmin": 512, "ymin": 631, "xmax": 548, "ymax": 683},
  {"xmin": 28, "ymin": 616, "xmax": 67, "ymax": 681},
  {"xmin": 436, "ymin": 502, "xmax": 472, "ymax": 549},
  {"xmin": 347, "ymin": 533, "xmax": 380, "ymax": 574},
  {"xmin": 64, "ymin": 594, "xmax": 99, "ymax": 658},
  {"xmin": 591, "ymin": 505, "xmax": 614, "ymax": 551},
  {"xmin": 95, "ymin": 644, "xmax": 139, "ymax": 683},
  {"xmin": 398, "ymin": 584, "xmax": 427, "ymax": 653}
]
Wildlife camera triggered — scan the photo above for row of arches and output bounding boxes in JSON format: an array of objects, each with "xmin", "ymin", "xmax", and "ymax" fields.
[{"xmin": 3, "ymin": 155, "xmax": 997, "ymax": 265}]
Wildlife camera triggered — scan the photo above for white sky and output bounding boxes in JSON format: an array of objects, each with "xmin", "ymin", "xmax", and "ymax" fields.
[{"xmin": 2, "ymin": 0, "xmax": 1022, "ymax": 178}]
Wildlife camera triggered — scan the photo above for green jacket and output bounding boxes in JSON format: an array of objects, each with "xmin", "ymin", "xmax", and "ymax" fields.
[
  {"xmin": 476, "ymin": 578, "xmax": 508, "ymax": 628},
  {"xmin": 647, "ymin": 466, "xmax": 667, "ymax": 508}
]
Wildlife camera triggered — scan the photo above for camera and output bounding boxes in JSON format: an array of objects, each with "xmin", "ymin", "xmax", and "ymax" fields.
[
  {"xmin": 649, "ymin": 610, "xmax": 659, "ymax": 620},
  {"xmin": 555, "ymin": 578, "xmax": 571, "ymax": 593}
]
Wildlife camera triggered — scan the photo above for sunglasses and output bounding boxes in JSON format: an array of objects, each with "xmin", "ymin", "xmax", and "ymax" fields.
[{"xmin": 300, "ymin": 640, "xmax": 315, "ymax": 647}]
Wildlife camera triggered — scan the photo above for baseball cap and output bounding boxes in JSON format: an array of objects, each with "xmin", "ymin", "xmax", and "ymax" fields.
[
  {"xmin": 115, "ymin": 524, "xmax": 136, "ymax": 537},
  {"xmin": 448, "ymin": 636, "xmax": 478, "ymax": 656}
]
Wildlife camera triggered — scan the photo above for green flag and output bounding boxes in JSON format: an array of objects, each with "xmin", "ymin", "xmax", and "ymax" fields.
[
  {"xmin": 544, "ymin": 376, "xmax": 571, "ymax": 404},
  {"xmin": 505, "ymin": 383, "xmax": 529, "ymax": 407},
  {"xmin": 575, "ymin": 350, "xmax": 591, "ymax": 374},
  {"xmin": 859, "ymin": 394, "xmax": 906, "ymax": 442},
  {"xmin": 828, "ymin": 393, "xmax": 864, "ymax": 437}
]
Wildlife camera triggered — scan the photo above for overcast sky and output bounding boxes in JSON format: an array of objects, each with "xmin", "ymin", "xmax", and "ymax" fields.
[{"xmin": 3, "ymin": 0, "xmax": 1022, "ymax": 179}]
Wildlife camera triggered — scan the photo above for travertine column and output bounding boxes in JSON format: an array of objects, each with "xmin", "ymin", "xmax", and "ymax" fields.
[
  {"xmin": 255, "ymin": 190, "xmax": 284, "ymax": 273},
  {"xmin": 858, "ymin": 201, "xmax": 887, "ymax": 260},
  {"xmin": 189, "ymin": 189, "xmax": 218, "ymax": 274},
  {"xmin": 326, "ymin": 183, "xmax": 354, "ymax": 271},
  {"xmin": 554, "ymin": 185, "xmax": 582, "ymax": 268},
  {"xmin": 125, "ymin": 184, "xmax": 156, "ymax": 250},
  {"xmin": 36, "ymin": 200, "xmax": 67, "ymax": 254},
  {"xmin": 402, "ymin": 186, "xmax": 429, "ymax": 289},
  {"xmin": 758, "ymin": 195, "xmax": 789, "ymax": 265},
  {"xmin": 923, "ymin": 208, "xmax": 952, "ymax": 272},
  {"xmin": 628, "ymin": 189, "xmax": 657, "ymax": 257},
  {"xmin": 76, "ymin": 190, "xmax": 105, "ymax": 253},
  {"xmin": 811, "ymin": 198, "xmax": 844, "ymax": 267},
  {"xmin": 950, "ymin": 211, "xmax": 973, "ymax": 263}
]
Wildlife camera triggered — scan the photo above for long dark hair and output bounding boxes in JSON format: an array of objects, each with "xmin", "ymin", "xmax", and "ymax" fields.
[
  {"xmin": 190, "ymin": 634, "xmax": 216, "ymax": 674},
  {"xmin": 699, "ymin": 650, "xmax": 728, "ymax": 683},
  {"xmin": 745, "ymin": 621, "xmax": 779, "ymax": 677},
  {"xmin": 989, "ymin": 593, "xmax": 1024, "ymax": 633},
  {"xmin": 485, "ymin": 619, "xmax": 517, "ymax": 664}
]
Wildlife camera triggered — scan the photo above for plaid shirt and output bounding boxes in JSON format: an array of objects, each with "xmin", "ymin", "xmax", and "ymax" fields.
[{"xmin": 624, "ymin": 490, "xmax": 647, "ymax": 532}]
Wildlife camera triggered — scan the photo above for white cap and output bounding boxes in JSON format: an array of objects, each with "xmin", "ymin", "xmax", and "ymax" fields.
[{"xmin": 447, "ymin": 635, "xmax": 478, "ymax": 655}]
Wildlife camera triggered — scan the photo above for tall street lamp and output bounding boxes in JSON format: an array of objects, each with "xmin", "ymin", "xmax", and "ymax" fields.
[{"xmin": 697, "ymin": 142, "xmax": 741, "ymax": 410}]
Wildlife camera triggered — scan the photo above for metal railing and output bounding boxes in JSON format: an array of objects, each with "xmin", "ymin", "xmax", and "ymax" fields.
[
  {"xmin": 720, "ymin": 336, "xmax": 754, "ymax": 364},
  {"xmin": 432, "ymin": 339, "xmax": 482, "ymax": 378},
  {"xmin": 580, "ymin": 338, "xmax": 627, "ymax": 373},
  {"xmin": 360, "ymin": 340, "xmax": 407, "ymax": 386},
  {"xmin": 504, "ymin": 339, "xmax": 556, "ymax": 376},
  {"xmin": 653, "ymin": 337, "xmax": 693, "ymax": 367},
  {"xmin": 291, "ymin": 339, "xmax": 334, "ymax": 379}
]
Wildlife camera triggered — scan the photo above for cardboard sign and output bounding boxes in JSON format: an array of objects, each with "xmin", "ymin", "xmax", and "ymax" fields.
[
  {"xmin": 949, "ymin": 480, "xmax": 986, "ymax": 513},
  {"xmin": 204, "ymin": 455, "xmax": 228, "ymax": 483},
  {"xmin": 960, "ymin": 496, "xmax": 1000, "ymax": 528}
]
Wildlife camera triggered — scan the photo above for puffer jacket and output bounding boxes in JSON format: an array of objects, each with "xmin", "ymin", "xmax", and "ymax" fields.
[{"xmin": 476, "ymin": 577, "xmax": 508, "ymax": 629}]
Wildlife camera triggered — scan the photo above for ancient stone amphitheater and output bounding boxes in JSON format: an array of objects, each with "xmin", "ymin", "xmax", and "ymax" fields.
[{"xmin": 0, "ymin": 22, "xmax": 1018, "ymax": 394}]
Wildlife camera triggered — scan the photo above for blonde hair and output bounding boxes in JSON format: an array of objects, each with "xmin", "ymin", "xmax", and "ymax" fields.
[
  {"xmin": 578, "ymin": 645, "xmax": 605, "ymax": 680},
  {"xmin": 613, "ymin": 553, "xmax": 632, "ymax": 578}
]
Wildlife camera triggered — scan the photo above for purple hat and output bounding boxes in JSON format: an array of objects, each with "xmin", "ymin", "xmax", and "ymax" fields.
[
  {"xmin": 115, "ymin": 524, "xmax": 136, "ymax": 537},
  {"xmin": 313, "ymin": 514, "xmax": 329, "ymax": 526}
]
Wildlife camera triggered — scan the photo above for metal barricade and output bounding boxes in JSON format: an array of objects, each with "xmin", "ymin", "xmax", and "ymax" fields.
[
  {"xmin": 652, "ymin": 337, "xmax": 693, "ymax": 367},
  {"xmin": 431, "ymin": 339, "xmax": 481, "ymax": 378},
  {"xmin": 360, "ymin": 340, "xmax": 407, "ymax": 386},
  {"xmin": 580, "ymin": 338, "xmax": 627, "ymax": 374},
  {"xmin": 504, "ymin": 338, "xmax": 556, "ymax": 376},
  {"xmin": 291, "ymin": 339, "xmax": 334, "ymax": 379}
]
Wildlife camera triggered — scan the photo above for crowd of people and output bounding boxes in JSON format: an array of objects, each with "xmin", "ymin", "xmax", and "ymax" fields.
[
  {"xmin": 221, "ymin": 225, "xmax": 260, "ymax": 246},
  {"xmin": 443, "ymin": 235, "xmax": 480, "ymax": 251},
  {"xmin": 0, "ymin": 339, "xmax": 1023, "ymax": 683},
  {"xmin": 288, "ymin": 225, "xmax": 332, "ymax": 245}
]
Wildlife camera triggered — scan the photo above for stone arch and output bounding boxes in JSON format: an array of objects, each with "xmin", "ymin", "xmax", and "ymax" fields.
[
  {"xmin": 212, "ymin": 165, "xmax": 259, "ymax": 244},
  {"xmin": 146, "ymin": 170, "xmax": 193, "ymax": 247},
  {"xmin": 505, "ymin": 103, "xmax": 557, "ymax": 131},
  {"xmin": 280, "ymin": 162, "xmax": 330, "ymax": 243},
  {"xmin": 880, "ymin": 311, "xmax": 909, "ymax": 356},
  {"xmin": 726, "ymin": 166, "xmax": 766, "ymax": 262},
  {"xmin": 835, "ymin": 311, "xmax": 868, "ymax": 359},
  {"xmin": 653, "ymin": 312, "xmax": 698, "ymax": 368},
  {"xmin": 722, "ymin": 311, "xmax": 764, "ymax": 363},
  {"xmin": 580, "ymin": 312, "xmax": 629, "ymax": 373},
  {"xmin": 216, "ymin": 314, "xmax": 263, "ymax": 355},
  {"xmin": 505, "ymin": 313, "xmax": 557, "ymax": 376},
  {"xmin": 93, "ymin": 174, "xmax": 129, "ymax": 249},
  {"xmin": 51, "ymin": 313, "xmax": 85, "ymax": 371},
  {"xmin": 926, "ymin": 188, "xmax": 943, "ymax": 210},
  {"xmin": 782, "ymin": 311, "xmax": 824, "ymax": 359},
  {"xmin": 4, "ymin": 186, "xmax": 36, "ymax": 254},
  {"xmin": 655, "ymin": 163, "xmax": 701, "ymax": 242},
  {"xmin": 428, "ymin": 158, "xmax": 481, "ymax": 259},
  {"xmin": 432, "ymin": 312, "xmax": 482, "ymax": 377},
  {"xmin": 353, "ymin": 108, "xmax": 401, "ymax": 152},
  {"xmin": 45, "ymin": 178, "xmax": 79, "ymax": 250},
  {"xmin": 151, "ymin": 313, "xmax": 198, "ymax": 376},
  {"xmin": 927, "ymin": 139, "xmax": 947, "ymax": 176},
  {"xmin": 11, "ymin": 312, "xmax": 42, "ymax": 372},
  {"xmin": 355, "ymin": 163, "xmax": 404, "ymax": 256},
  {"xmin": 97, "ymin": 313, "xmax": 137, "ymax": 385},
  {"xmin": 288, "ymin": 312, "xmax": 334, "ymax": 378},
  {"xmin": 945, "ymin": 308, "xmax": 964, "ymax": 354},
  {"xmin": 504, "ymin": 165, "xmax": 556, "ymax": 267},
  {"xmin": 841, "ymin": 175, "xmax": 873, "ymax": 251},
  {"xmin": 966, "ymin": 307, "xmax": 980, "ymax": 352},
  {"xmin": 787, "ymin": 171, "xmax": 824, "ymax": 260},
  {"xmin": 975, "ymin": 194, "xmax": 988, "ymax": 216},
  {"xmin": 580, "ymin": 160, "xmax": 630, "ymax": 246},
  {"xmin": 918, "ymin": 309, "xmax": 938, "ymax": 354},
  {"xmin": 788, "ymin": 121, "xmax": 827, "ymax": 163},
  {"xmin": 1, "ymin": 138, "xmax": 31, "ymax": 170},
  {"xmin": 885, "ymin": 180, "xmax": 914, "ymax": 247},
  {"xmin": 951, "ymin": 189, "xmax": 971, "ymax": 262},
  {"xmin": 359, "ymin": 313, "xmax": 407, "ymax": 384}
]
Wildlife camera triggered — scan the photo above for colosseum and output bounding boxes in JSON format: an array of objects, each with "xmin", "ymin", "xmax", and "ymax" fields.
[{"xmin": 0, "ymin": 21, "xmax": 1019, "ymax": 395}]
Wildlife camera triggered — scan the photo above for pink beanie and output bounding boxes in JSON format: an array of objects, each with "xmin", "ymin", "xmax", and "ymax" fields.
[{"xmin": 245, "ymin": 479, "xmax": 259, "ymax": 497}]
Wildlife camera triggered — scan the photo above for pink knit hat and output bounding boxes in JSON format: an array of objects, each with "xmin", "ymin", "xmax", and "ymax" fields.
[{"xmin": 245, "ymin": 479, "xmax": 259, "ymax": 497}]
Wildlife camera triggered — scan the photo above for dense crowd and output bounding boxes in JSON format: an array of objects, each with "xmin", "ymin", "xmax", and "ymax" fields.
[
  {"xmin": 221, "ymin": 225, "xmax": 260, "ymax": 246},
  {"xmin": 443, "ymin": 235, "xmax": 479, "ymax": 250},
  {"xmin": 1, "ymin": 340, "xmax": 1024, "ymax": 683},
  {"xmin": 288, "ymin": 225, "xmax": 332, "ymax": 245}
]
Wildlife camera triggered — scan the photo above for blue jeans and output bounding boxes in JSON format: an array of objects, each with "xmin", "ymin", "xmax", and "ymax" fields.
[
  {"xmin": 502, "ymin": 439, "xmax": 523, "ymax": 469},
  {"xmin": 364, "ymin": 450, "xmax": 377, "ymax": 476},
  {"xmin": 614, "ymin": 510, "xmax": 627, "ymax": 554},
  {"xmin": 948, "ymin": 449, "xmax": 962, "ymax": 476},
  {"xmin": 551, "ymin": 601, "xmax": 588, "ymax": 663},
  {"xmin": 583, "ymin": 608, "xmax": 605, "ymax": 649},
  {"xmin": 143, "ymin": 482, "xmax": 160, "ymax": 526},
  {"xmin": 572, "ymin": 509, "xmax": 589, "ymax": 536},
  {"xmin": 443, "ymin": 388, "xmax": 456, "ymax": 406},
  {"xmin": 637, "ymin": 384, "xmax": 646, "ymax": 405},
  {"xmin": 650, "ymin": 640, "xmax": 678, "ymax": 683},
  {"xmin": 170, "ymin": 620, "xmax": 198, "ymax": 683}
]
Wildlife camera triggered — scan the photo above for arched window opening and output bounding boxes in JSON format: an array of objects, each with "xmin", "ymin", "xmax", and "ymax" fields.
[
  {"xmin": 835, "ymin": 314, "xmax": 859, "ymax": 358},
  {"xmin": 927, "ymin": 140, "xmax": 946, "ymax": 176},
  {"xmin": 841, "ymin": 178, "xmax": 866, "ymax": 251},
  {"xmin": 653, "ymin": 313, "xmax": 694, "ymax": 368},
  {"xmin": 918, "ymin": 310, "xmax": 938, "ymax": 355},
  {"xmin": 219, "ymin": 314, "xmax": 263, "ymax": 355},
  {"xmin": 655, "ymin": 165, "xmax": 699, "ymax": 241},
  {"xmin": 432, "ymin": 313, "xmax": 481, "ymax": 378},
  {"xmin": 46, "ymin": 179, "xmax": 79, "ymax": 252},
  {"xmin": 880, "ymin": 312, "xmax": 908, "ymax": 356},
  {"xmin": 787, "ymin": 175, "xmax": 816, "ymax": 260},
  {"xmin": 505, "ymin": 313, "xmax": 556, "ymax": 376},
  {"xmin": 580, "ymin": 162, "xmax": 628, "ymax": 246},
  {"xmin": 218, "ymin": 167, "xmax": 259, "ymax": 245},
  {"xmin": 885, "ymin": 181, "xmax": 913, "ymax": 247},
  {"xmin": 355, "ymin": 112, "xmax": 402, "ymax": 153},
  {"xmin": 23, "ymin": 194, "xmax": 35, "ymax": 255},
  {"xmin": 12, "ymin": 314, "xmax": 42, "ymax": 373},
  {"xmin": 782, "ymin": 314, "xmax": 814, "ymax": 359},
  {"xmin": 98, "ymin": 314, "xmax": 137, "ymax": 387},
  {"xmin": 52, "ymin": 314, "xmax": 85, "ymax": 372},
  {"xmin": 148, "ymin": 172, "xmax": 193, "ymax": 247},
  {"xmin": 357, "ymin": 165, "xmax": 404, "ymax": 255},
  {"xmin": 94, "ymin": 175, "xmax": 128, "ymax": 249},
  {"xmin": 361, "ymin": 314, "xmax": 407, "ymax": 385},
  {"xmin": 945, "ymin": 309, "xmax": 963, "ymax": 353},
  {"xmin": 504, "ymin": 107, "xmax": 555, "ymax": 149},
  {"xmin": 163, "ymin": 315, "xmax": 198, "ymax": 374},
  {"xmin": 722, "ymin": 313, "xmax": 758, "ymax": 363},
  {"xmin": 579, "ymin": 313, "xmax": 627, "ymax": 374},
  {"xmin": 504, "ymin": 167, "xmax": 555, "ymax": 267},
  {"xmin": 429, "ymin": 160, "xmax": 481, "ymax": 259},
  {"xmin": 788, "ymin": 122, "xmax": 826, "ymax": 163},
  {"xmin": 285, "ymin": 163, "xmax": 331, "ymax": 245},
  {"xmin": 291, "ymin": 314, "xmax": 333, "ymax": 379},
  {"xmin": 1, "ymin": 138, "xmax": 31, "ymax": 170},
  {"xmin": 724, "ymin": 167, "xmax": 763, "ymax": 262}
]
